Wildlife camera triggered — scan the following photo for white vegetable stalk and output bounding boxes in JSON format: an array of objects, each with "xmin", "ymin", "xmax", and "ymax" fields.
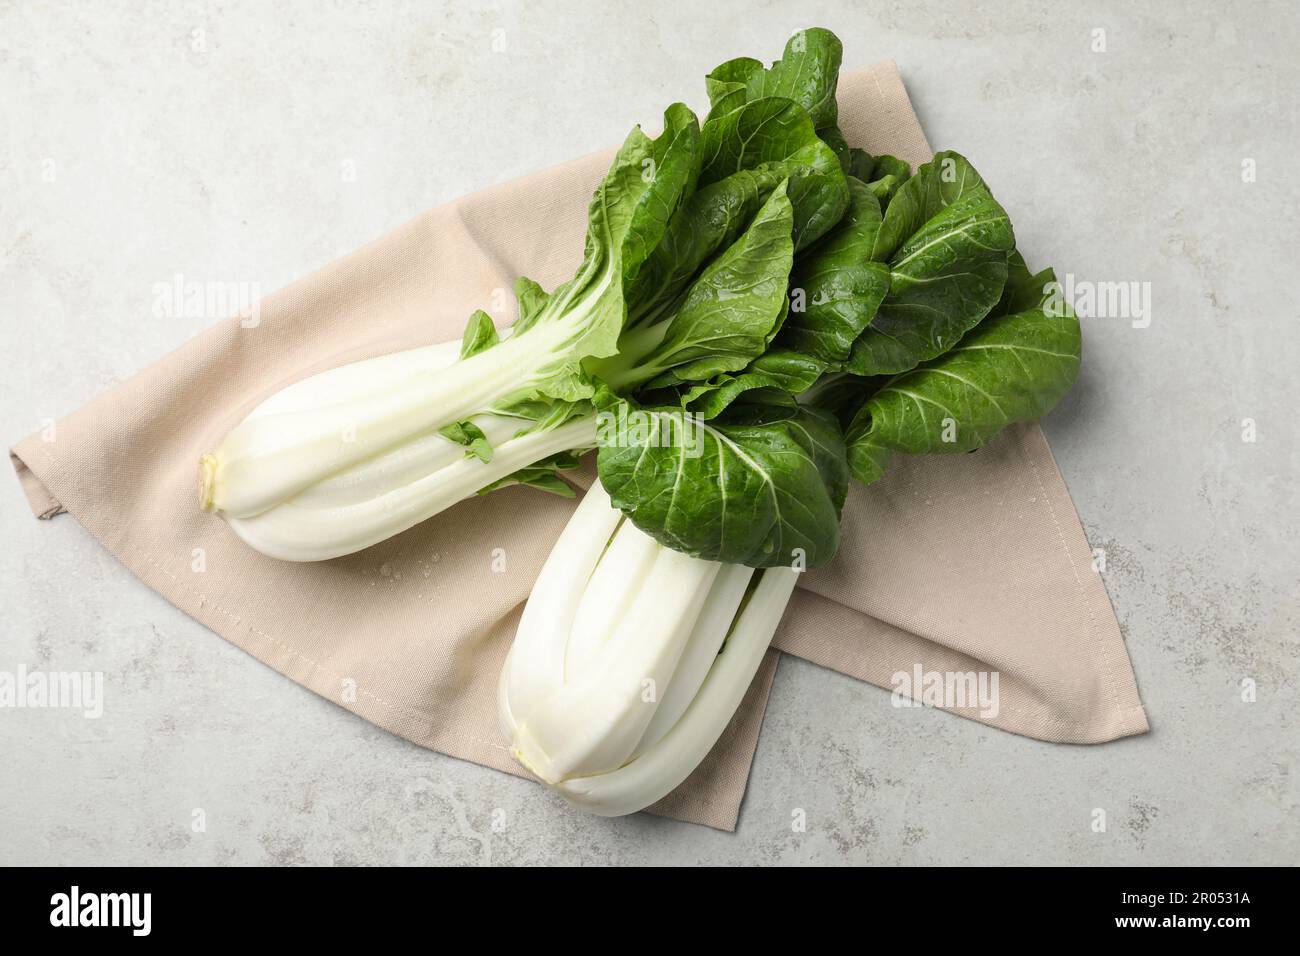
[
  {"xmin": 498, "ymin": 482, "xmax": 799, "ymax": 816},
  {"xmin": 199, "ymin": 325, "xmax": 602, "ymax": 561},
  {"xmin": 225, "ymin": 413, "xmax": 596, "ymax": 562}
]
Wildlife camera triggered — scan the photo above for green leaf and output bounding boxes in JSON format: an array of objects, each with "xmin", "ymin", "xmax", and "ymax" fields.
[
  {"xmin": 588, "ymin": 110, "xmax": 701, "ymax": 287},
  {"xmin": 785, "ymin": 167, "xmax": 854, "ymax": 251},
  {"xmin": 596, "ymin": 401, "xmax": 848, "ymax": 568},
  {"xmin": 510, "ymin": 472, "xmax": 577, "ymax": 497},
  {"xmin": 638, "ymin": 31, "xmax": 849, "ymax": 329},
  {"xmin": 458, "ymin": 310, "xmax": 500, "ymax": 359},
  {"xmin": 704, "ymin": 56, "xmax": 763, "ymax": 118},
  {"xmin": 705, "ymin": 28, "xmax": 844, "ymax": 131},
  {"xmin": 513, "ymin": 277, "xmax": 550, "ymax": 334},
  {"xmin": 798, "ymin": 371, "xmax": 887, "ymax": 427},
  {"xmin": 438, "ymin": 420, "xmax": 494, "ymax": 463},
  {"xmin": 624, "ymin": 170, "xmax": 772, "ymax": 324},
  {"xmin": 864, "ymin": 154, "xmax": 910, "ymax": 206},
  {"xmin": 845, "ymin": 147, "xmax": 876, "ymax": 182},
  {"xmin": 699, "ymin": 94, "xmax": 826, "ymax": 185},
  {"xmin": 846, "ymin": 433, "xmax": 891, "ymax": 486},
  {"xmin": 697, "ymin": 96, "xmax": 849, "ymax": 249},
  {"xmin": 781, "ymin": 177, "xmax": 891, "ymax": 364},
  {"xmin": 629, "ymin": 182, "xmax": 796, "ymax": 388},
  {"xmin": 519, "ymin": 113, "xmax": 701, "ymax": 404},
  {"xmin": 678, "ymin": 348, "xmax": 825, "ymax": 419},
  {"xmin": 626, "ymin": 102, "xmax": 847, "ymax": 326},
  {"xmin": 528, "ymin": 125, "xmax": 658, "ymax": 377},
  {"xmin": 870, "ymin": 150, "xmax": 990, "ymax": 262},
  {"xmin": 844, "ymin": 280, "xmax": 1080, "ymax": 461},
  {"xmin": 847, "ymin": 187, "xmax": 1015, "ymax": 375},
  {"xmin": 819, "ymin": 125, "xmax": 853, "ymax": 175},
  {"xmin": 619, "ymin": 103, "xmax": 702, "ymax": 285},
  {"xmin": 477, "ymin": 450, "xmax": 583, "ymax": 498},
  {"xmin": 994, "ymin": 250, "xmax": 1059, "ymax": 318}
]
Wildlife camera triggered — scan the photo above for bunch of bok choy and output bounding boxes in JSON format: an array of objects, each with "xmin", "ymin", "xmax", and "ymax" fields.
[
  {"xmin": 498, "ymin": 33, "xmax": 1081, "ymax": 815},
  {"xmin": 196, "ymin": 24, "xmax": 1081, "ymax": 817}
]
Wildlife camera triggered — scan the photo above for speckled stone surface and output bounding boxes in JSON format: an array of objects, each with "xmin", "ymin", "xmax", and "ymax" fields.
[{"xmin": 2, "ymin": 0, "xmax": 1296, "ymax": 865}]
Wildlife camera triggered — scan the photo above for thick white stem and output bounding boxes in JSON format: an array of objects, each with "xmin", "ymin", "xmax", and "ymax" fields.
[
  {"xmin": 288, "ymin": 414, "xmax": 524, "ymax": 509},
  {"xmin": 513, "ymin": 539, "xmax": 720, "ymax": 783},
  {"xmin": 565, "ymin": 517, "xmax": 662, "ymax": 674},
  {"xmin": 205, "ymin": 322, "xmax": 570, "ymax": 518},
  {"xmin": 553, "ymin": 567, "xmax": 798, "ymax": 817},
  {"xmin": 241, "ymin": 339, "xmax": 465, "ymax": 420},
  {"xmin": 505, "ymin": 483, "xmax": 623, "ymax": 726},
  {"xmin": 226, "ymin": 416, "xmax": 596, "ymax": 562},
  {"xmin": 632, "ymin": 561, "xmax": 754, "ymax": 758},
  {"xmin": 498, "ymin": 480, "xmax": 801, "ymax": 812}
]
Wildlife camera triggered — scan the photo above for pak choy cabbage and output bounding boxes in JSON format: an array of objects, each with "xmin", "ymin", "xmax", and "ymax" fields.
[
  {"xmin": 495, "ymin": 29, "xmax": 1082, "ymax": 816},
  {"xmin": 198, "ymin": 27, "xmax": 1081, "ymax": 816}
]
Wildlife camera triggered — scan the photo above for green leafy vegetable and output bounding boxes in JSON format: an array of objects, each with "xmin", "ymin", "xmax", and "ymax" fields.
[
  {"xmin": 863, "ymin": 154, "xmax": 910, "ymax": 204},
  {"xmin": 847, "ymin": 154, "xmax": 1015, "ymax": 376},
  {"xmin": 869, "ymin": 150, "xmax": 991, "ymax": 261},
  {"xmin": 842, "ymin": 261, "xmax": 1080, "ymax": 481},
  {"xmin": 494, "ymin": 27, "xmax": 1091, "ymax": 822},
  {"xmin": 678, "ymin": 347, "xmax": 824, "ymax": 419},
  {"xmin": 705, "ymin": 28, "xmax": 844, "ymax": 131},
  {"xmin": 624, "ymin": 182, "xmax": 796, "ymax": 389},
  {"xmin": 781, "ymin": 177, "xmax": 890, "ymax": 365},
  {"xmin": 697, "ymin": 96, "xmax": 849, "ymax": 250},
  {"xmin": 597, "ymin": 402, "xmax": 848, "ymax": 568}
]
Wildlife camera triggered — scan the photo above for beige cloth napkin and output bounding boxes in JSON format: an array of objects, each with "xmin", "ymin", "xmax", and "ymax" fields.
[{"xmin": 10, "ymin": 61, "xmax": 1148, "ymax": 831}]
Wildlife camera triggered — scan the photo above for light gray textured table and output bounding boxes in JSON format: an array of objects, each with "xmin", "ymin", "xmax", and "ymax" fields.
[{"xmin": 2, "ymin": 1, "xmax": 1296, "ymax": 865}]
